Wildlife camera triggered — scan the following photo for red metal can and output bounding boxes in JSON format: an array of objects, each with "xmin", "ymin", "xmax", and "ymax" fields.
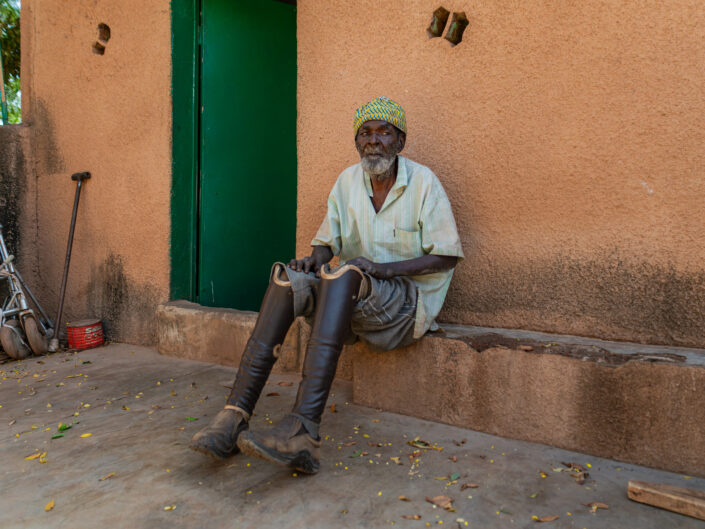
[{"xmin": 67, "ymin": 319, "xmax": 104, "ymax": 350}]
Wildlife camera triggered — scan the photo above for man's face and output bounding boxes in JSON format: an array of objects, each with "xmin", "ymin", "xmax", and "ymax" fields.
[{"xmin": 355, "ymin": 120, "xmax": 406, "ymax": 177}]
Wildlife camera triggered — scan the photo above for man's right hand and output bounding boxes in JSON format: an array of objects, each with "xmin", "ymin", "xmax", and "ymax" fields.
[
  {"xmin": 288, "ymin": 245, "xmax": 334, "ymax": 277},
  {"xmin": 288, "ymin": 256, "xmax": 318, "ymax": 274}
]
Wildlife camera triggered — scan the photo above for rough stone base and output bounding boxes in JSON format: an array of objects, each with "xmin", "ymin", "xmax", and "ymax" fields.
[{"xmin": 157, "ymin": 301, "xmax": 705, "ymax": 477}]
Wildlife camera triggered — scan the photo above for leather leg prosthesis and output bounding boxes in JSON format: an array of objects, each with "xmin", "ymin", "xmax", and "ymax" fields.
[
  {"xmin": 190, "ymin": 264, "xmax": 295, "ymax": 459},
  {"xmin": 238, "ymin": 264, "xmax": 366, "ymax": 473}
]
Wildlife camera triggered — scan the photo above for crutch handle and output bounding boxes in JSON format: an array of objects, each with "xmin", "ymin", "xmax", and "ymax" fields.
[{"xmin": 71, "ymin": 171, "xmax": 91, "ymax": 181}]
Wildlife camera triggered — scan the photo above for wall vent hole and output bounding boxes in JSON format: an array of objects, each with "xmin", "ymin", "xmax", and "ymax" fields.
[
  {"xmin": 98, "ymin": 23, "xmax": 111, "ymax": 43},
  {"xmin": 427, "ymin": 6, "xmax": 450, "ymax": 38},
  {"xmin": 445, "ymin": 11, "xmax": 469, "ymax": 46}
]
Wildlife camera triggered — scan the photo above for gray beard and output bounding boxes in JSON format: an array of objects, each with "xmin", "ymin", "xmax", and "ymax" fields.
[{"xmin": 361, "ymin": 154, "xmax": 396, "ymax": 177}]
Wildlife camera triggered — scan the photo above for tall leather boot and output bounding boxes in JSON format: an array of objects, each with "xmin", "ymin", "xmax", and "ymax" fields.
[
  {"xmin": 190, "ymin": 264, "xmax": 295, "ymax": 459},
  {"xmin": 237, "ymin": 264, "xmax": 365, "ymax": 473}
]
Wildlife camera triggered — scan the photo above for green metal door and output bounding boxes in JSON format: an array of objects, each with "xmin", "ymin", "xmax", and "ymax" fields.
[{"xmin": 198, "ymin": 0, "xmax": 297, "ymax": 310}]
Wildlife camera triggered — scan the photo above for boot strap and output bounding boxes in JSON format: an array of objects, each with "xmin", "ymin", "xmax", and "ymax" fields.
[
  {"xmin": 291, "ymin": 412, "xmax": 320, "ymax": 439},
  {"xmin": 224, "ymin": 404, "xmax": 250, "ymax": 421},
  {"xmin": 271, "ymin": 262, "xmax": 292, "ymax": 287},
  {"xmin": 321, "ymin": 263, "xmax": 369, "ymax": 300}
]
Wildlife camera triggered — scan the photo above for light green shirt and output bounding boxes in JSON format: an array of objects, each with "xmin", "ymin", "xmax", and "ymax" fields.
[{"xmin": 311, "ymin": 156, "xmax": 464, "ymax": 338}]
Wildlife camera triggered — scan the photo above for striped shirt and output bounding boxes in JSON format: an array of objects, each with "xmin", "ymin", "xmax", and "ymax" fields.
[{"xmin": 311, "ymin": 156, "xmax": 464, "ymax": 338}]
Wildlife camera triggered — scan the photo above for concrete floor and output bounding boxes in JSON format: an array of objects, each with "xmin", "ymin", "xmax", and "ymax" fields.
[{"xmin": 0, "ymin": 344, "xmax": 703, "ymax": 529}]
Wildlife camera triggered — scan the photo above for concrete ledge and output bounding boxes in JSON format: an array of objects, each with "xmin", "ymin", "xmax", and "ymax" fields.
[
  {"xmin": 352, "ymin": 327, "xmax": 705, "ymax": 477},
  {"xmin": 156, "ymin": 301, "xmax": 354, "ymax": 379}
]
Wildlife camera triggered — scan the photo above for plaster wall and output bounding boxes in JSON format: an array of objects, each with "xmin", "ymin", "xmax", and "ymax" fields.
[
  {"xmin": 20, "ymin": 0, "xmax": 172, "ymax": 344},
  {"xmin": 297, "ymin": 1, "xmax": 705, "ymax": 347},
  {"xmin": 0, "ymin": 125, "xmax": 28, "ymax": 263}
]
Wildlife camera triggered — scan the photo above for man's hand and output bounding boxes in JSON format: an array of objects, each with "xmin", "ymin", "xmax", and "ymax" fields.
[
  {"xmin": 288, "ymin": 245, "xmax": 334, "ymax": 277},
  {"xmin": 344, "ymin": 257, "xmax": 393, "ymax": 279},
  {"xmin": 288, "ymin": 255, "xmax": 318, "ymax": 274}
]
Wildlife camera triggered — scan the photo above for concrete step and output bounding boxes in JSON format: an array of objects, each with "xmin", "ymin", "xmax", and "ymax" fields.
[
  {"xmin": 156, "ymin": 300, "xmax": 355, "ymax": 379},
  {"xmin": 352, "ymin": 325, "xmax": 705, "ymax": 478},
  {"xmin": 157, "ymin": 301, "xmax": 705, "ymax": 477}
]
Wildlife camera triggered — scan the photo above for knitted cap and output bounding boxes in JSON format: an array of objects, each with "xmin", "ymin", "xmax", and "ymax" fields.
[{"xmin": 353, "ymin": 96, "xmax": 407, "ymax": 135}]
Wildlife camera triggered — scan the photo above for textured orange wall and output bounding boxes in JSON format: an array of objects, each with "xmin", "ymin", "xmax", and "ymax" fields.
[
  {"xmin": 297, "ymin": 1, "xmax": 705, "ymax": 347},
  {"xmin": 21, "ymin": 0, "xmax": 171, "ymax": 344}
]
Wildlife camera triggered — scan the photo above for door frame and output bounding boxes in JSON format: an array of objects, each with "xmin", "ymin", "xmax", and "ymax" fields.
[{"xmin": 170, "ymin": 0, "xmax": 200, "ymax": 301}]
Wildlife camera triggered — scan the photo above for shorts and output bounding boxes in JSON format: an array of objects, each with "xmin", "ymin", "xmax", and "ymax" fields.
[{"xmin": 279, "ymin": 263, "xmax": 419, "ymax": 352}]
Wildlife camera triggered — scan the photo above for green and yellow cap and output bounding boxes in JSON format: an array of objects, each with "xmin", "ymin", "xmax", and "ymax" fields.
[{"xmin": 353, "ymin": 96, "xmax": 407, "ymax": 136}]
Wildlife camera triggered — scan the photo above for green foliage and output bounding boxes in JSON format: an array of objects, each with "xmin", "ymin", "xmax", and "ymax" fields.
[
  {"xmin": 3, "ymin": 75, "xmax": 19, "ymax": 122},
  {"xmin": 0, "ymin": 0, "xmax": 21, "ymax": 123}
]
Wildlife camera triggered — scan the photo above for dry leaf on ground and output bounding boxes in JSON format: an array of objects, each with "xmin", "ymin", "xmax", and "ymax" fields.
[
  {"xmin": 398, "ymin": 495, "xmax": 411, "ymax": 501},
  {"xmin": 44, "ymin": 499, "xmax": 55, "ymax": 512},
  {"xmin": 460, "ymin": 483, "xmax": 479, "ymax": 490},
  {"xmin": 561, "ymin": 462, "xmax": 588, "ymax": 484},
  {"xmin": 561, "ymin": 462, "xmax": 586, "ymax": 471},
  {"xmin": 407, "ymin": 437, "xmax": 443, "ymax": 451},
  {"xmin": 330, "ymin": 403, "xmax": 337, "ymax": 413},
  {"xmin": 390, "ymin": 457, "xmax": 403, "ymax": 465},
  {"xmin": 402, "ymin": 514, "xmax": 421, "ymax": 520},
  {"xmin": 586, "ymin": 502, "xmax": 609, "ymax": 513},
  {"xmin": 408, "ymin": 450, "xmax": 422, "ymax": 462},
  {"xmin": 536, "ymin": 515, "xmax": 559, "ymax": 522},
  {"xmin": 570, "ymin": 471, "xmax": 587, "ymax": 484},
  {"xmin": 265, "ymin": 392, "xmax": 280, "ymax": 397},
  {"xmin": 99, "ymin": 472, "xmax": 116, "ymax": 481},
  {"xmin": 425, "ymin": 495, "xmax": 453, "ymax": 510},
  {"xmin": 277, "ymin": 381, "xmax": 293, "ymax": 386}
]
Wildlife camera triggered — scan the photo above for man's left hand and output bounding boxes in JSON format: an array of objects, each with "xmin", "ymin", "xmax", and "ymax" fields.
[{"xmin": 344, "ymin": 257, "xmax": 392, "ymax": 279}]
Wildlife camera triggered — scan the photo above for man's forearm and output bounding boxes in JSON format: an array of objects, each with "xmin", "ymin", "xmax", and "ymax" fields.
[
  {"xmin": 377, "ymin": 254, "xmax": 457, "ymax": 278},
  {"xmin": 347, "ymin": 254, "xmax": 457, "ymax": 279}
]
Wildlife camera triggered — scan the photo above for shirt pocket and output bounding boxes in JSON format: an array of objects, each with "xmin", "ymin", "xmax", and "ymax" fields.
[{"xmin": 393, "ymin": 227, "xmax": 424, "ymax": 260}]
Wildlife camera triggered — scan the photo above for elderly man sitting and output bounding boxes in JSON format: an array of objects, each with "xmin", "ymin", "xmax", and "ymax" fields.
[{"xmin": 190, "ymin": 97, "xmax": 464, "ymax": 474}]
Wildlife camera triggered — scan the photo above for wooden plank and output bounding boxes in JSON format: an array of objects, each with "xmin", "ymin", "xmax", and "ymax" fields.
[{"xmin": 628, "ymin": 480, "xmax": 705, "ymax": 521}]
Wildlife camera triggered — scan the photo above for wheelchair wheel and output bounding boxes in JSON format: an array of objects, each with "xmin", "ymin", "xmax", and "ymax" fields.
[
  {"xmin": 24, "ymin": 315, "xmax": 48, "ymax": 355},
  {"xmin": 0, "ymin": 320, "xmax": 32, "ymax": 360}
]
